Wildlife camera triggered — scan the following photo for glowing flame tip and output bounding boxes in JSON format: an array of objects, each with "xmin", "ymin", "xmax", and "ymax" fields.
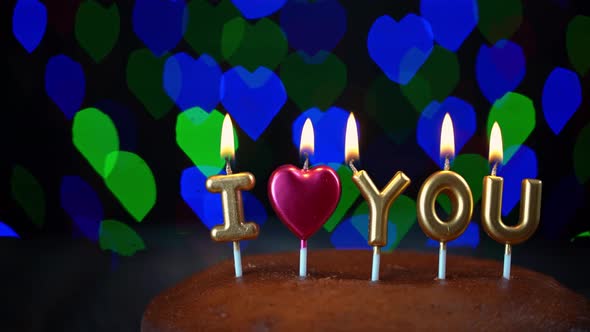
[
  {"xmin": 489, "ymin": 122, "xmax": 503, "ymax": 164},
  {"xmin": 440, "ymin": 113, "xmax": 455, "ymax": 159},
  {"xmin": 300, "ymin": 118, "xmax": 314, "ymax": 155},
  {"xmin": 220, "ymin": 114, "xmax": 235, "ymax": 159},
  {"xmin": 345, "ymin": 112, "xmax": 359, "ymax": 162}
]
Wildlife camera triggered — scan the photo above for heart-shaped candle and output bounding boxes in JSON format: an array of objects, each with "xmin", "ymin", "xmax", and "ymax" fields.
[
  {"xmin": 268, "ymin": 164, "xmax": 341, "ymax": 240},
  {"xmin": 268, "ymin": 118, "xmax": 341, "ymax": 277}
]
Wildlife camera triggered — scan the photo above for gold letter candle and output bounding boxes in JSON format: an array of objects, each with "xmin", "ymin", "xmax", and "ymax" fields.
[
  {"xmin": 345, "ymin": 113, "xmax": 411, "ymax": 281},
  {"xmin": 206, "ymin": 114, "xmax": 260, "ymax": 278},
  {"xmin": 481, "ymin": 122, "xmax": 542, "ymax": 280},
  {"xmin": 417, "ymin": 113, "xmax": 473, "ymax": 280}
]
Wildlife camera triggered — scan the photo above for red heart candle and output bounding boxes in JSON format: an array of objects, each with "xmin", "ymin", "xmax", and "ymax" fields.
[
  {"xmin": 268, "ymin": 118, "xmax": 341, "ymax": 277},
  {"xmin": 268, "ymin": 165, "xmax": 341, "ymax": 240}
]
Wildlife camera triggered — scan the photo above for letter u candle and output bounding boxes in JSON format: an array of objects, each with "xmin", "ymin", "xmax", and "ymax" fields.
[{"xmin": 481, "ymin": 122, "xmax": 542, "ymax": 279}]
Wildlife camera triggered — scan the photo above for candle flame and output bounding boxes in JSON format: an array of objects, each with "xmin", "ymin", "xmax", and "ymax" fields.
[
  {"xmin": 440, "ymin": 113, "xmax": 455, "ymax": 159},
  {"xmin": 300, "ymin": 118, "xmax": 314, "ymax": 156},
  {"xmin": 489, "ymin": 122, "xmax": 503, "ymax": 164},
  {"xmin": 220, "ymin": 114, "xmax": 235, "ymax": 159},
  {"xmin": 345, "ymin": 112, "xmax": 359, "ymax": 162}
]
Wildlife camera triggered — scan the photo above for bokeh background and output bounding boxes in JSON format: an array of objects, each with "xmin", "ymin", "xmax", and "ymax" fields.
[{"xmin": 2, "ymin": 0, "xmax": 590, "ymax": 330}]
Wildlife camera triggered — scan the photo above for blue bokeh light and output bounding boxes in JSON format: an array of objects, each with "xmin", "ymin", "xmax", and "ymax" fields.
[
  {"xmin": 0, "ymin": 222, "xmax": 20, "ymax": 238},
  {"xmin": 420, "ymin": 0, "xmax": 478, "ymax": 51},
  {"xmin": 367, "ymin": 14, "xmax": 434, "ymax": 85},
  {"xmin": 221, "ymin": 66, "xmax": 286, "ymax": 140},
  {"xmin": 231, "ymin": 0, "xmax": 287, "ymax": 19},
  {"xmin": 12, "ymin": 0, "xmax": 47, "ymax": 53},
  {"xmin": 60, "ymin": 176, "xmax": 104, "ymax": 242},
  {"xmin": 330, "ymin": 217, "xmax": 370, "ymax": 249},
  {"xmin": 476, "ymin": 40, "xmax": 525, "ymax": 103},
  {"xmin": 132, "ymin": 0, "xmax": 187, "ymax": 56},
  {"xmin": 45, "ymin": 54, "xmax": 86, "ymax": 119},
  {"xmin": 426, "ymin": 222, "xmax": 479, "ymax": 248},
  {"xmin": 292, "ymin": 107, "xmax": 349, "ymax": 165},
  {"xmin": 542, "ymin": 67, "xmax": 581, "ymax": 135},
  {"xmin": 279, "ymin": 0, "xmax": 346, "ymax": 56},
  {"xmin": 164, "ymin": 53, "xmax": 222, "ymax": 112},
  {"xmin": 417, "ymin": 97, "xmax": 476, "ymax": 167},
  {"xmin": 498, "ymin": 145, "xmax": 538, "ymax": 216}
]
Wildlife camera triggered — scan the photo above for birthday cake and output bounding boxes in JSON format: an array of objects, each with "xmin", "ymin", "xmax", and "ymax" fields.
[{"xmin": 141, "ymin": 250, "xmax": 590, "ymax": 331}]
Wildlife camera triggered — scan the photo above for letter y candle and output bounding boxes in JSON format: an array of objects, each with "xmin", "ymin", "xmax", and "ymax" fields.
[{"xmin": 345, "ymin": 113, "xmax": 411, "ymax": 281}]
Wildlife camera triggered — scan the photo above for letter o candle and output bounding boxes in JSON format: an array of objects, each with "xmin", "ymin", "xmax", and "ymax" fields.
[{"xmin": 417, "ymin": 113, "xmax": 473, "ymax": 280}]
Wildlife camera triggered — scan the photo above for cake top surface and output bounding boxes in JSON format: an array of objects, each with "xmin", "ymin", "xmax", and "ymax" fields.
[{"xmin": 142, "ymin": 250, "xmax": 590, "ymax": 332}]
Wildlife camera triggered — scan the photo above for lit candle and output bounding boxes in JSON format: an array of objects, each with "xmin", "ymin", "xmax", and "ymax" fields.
[
  {"xmin": 298, "ymin": 118, "xmax": 314, "ymax": 277},
  {"xmin": 206, "ymin": 114, "xmax": 260, "ymax": 278},
  {"xmin": 417, "ymin": 113, "xmax": 473, "ymax": 280},
  {"xmin": 481, "ymin": 122, "xmax": 542, "ymax": 279},
  {"xmin": 345, "ymin": 113, "xmax": 411, "ymax": 281},
  {"xmin": 268, "ymin": 118, "xmax": 341, "ymax": 278}
]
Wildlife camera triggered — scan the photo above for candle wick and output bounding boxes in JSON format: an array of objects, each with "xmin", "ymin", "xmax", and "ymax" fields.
[
  {"xmin": 225, "ymin": 158, "xmax": 233, "ymax": 175},
  {"xmin": 443, "ymin": 156, "xmax": 450, "ymax": 171},
  {"xmin": 491, "ymin": 162, "xmax": 498, "ymax": 176},
  {"xmin": 348, "ymin": 159, "xmax": 358, "ymax": 174},
  {"xmin": 303, "ymin": 153, "xmax": 309, "ymax": 171}
]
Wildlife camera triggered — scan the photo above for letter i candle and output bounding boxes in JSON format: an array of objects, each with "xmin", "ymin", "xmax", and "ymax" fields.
[
  {"xmin": 417, "ymin": 113, "xmax": 473, "ymax": 280},
  {"xmin": 481, "ymin": 122, "xmax": 542, "ymax": 279},
  {"xmin": 345, "ymin": 113, "xmax": 411, "ymax": 281},
  {"xmin": 206, "ymin": 114, "xmax": 260, "ymax": 278},
  {"xmin": 268, "ymin": 119, "xmax": 341, "ymax": 278}
]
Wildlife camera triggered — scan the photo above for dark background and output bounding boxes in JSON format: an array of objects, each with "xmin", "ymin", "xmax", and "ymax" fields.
[{"xmin": 2, "ymin": 0, "xmax": 590, "ymax": 330}]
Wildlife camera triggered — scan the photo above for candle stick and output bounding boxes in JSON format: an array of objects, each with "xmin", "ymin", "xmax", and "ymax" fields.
[
  {"xmin": 268, "ymin": 118, "xmax": 341, "ymax": 278},
  {"xmin": 417, "ymin": 113, "xmax": 473, "ymax": 280},
  {"xmin": 206, "ymin": 114, "xmax": 260, "ymax": 278},
  {"xmin": 481, "ymin": 122, "xmax": 542, "ymax": 280},
  {"xmin": 345, "ymin": 113, "xmax": 411, "ymax": 281},
  {"xmin": 298, "ymin": 119, "xmax": 313, "ymax": 277}
]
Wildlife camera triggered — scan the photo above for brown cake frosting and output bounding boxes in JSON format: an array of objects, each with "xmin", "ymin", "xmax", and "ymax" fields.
[{"xmin": 142, "ymin": 250, "xmax": 590, "ymax": 331}]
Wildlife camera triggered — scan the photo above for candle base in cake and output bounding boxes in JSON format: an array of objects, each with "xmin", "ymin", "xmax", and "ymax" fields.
[{"xmin": 142, "ymin": 250, "xmax": 590, "ymax": 331}]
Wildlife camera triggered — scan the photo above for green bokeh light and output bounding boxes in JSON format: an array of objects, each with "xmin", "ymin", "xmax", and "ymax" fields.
[
  {"xmin": 324, "ymin": 165, "xmax": 360, "ymax": 232},
  {"xmin": 436, "ymin": 154, "xmax": 489, "ymax": 213},
  {"xmin": 477, "ymin": 0, "xmax": 523, "ymax": 44},
  {"xmin": 221, "ymin": 17, "xmax": 287, "ymax": 71},
  {"xmin": 99, "ymin": 219, "xmax": 146, "ymax": 256},
  {"xmin": 126, "ymin": 49, "xmax": 173, "ymax": 119},
  {"xmin": 572, "ymin": 231, "xmax": 590, "ymax": 242},
  {"xmin": 566, "ymin": 15, "xmax": 590, "ymax": 77},
  {"xmin": 11, "ymin": 165, "xmax": 45, "ymax": 228},
  {"xmin": 401, "ymin": 46, "xmax": 459, "ymax": 112},
  {"xmin": 388, "ymin": 195, "xmax": 417, "ymax": 250},
  {"xmin": 487, "ymin": 92, "xmax": 535, "ymax": 163},
  {"xmin": 176, "ymin": 107, "xmax": 239, "ymax": 177},
  {"xmin": 280, "ymin": 51, "xmax": 347, "ymax": 111},
  {"xmin": 75, "ymin": 0, "xmax": 120, "ymax": 63},
  {"xmin": 104, "ymin": 151, "xmax": 156, "ymax": 222},
  {"xmin": 365, "ymin": 74, "xmax": 417, "ymax": 144},
  {"xmin": 185, "ymin": 0, "xmax": 239, "ymax": 61},
  {"xmin": 73, "ymin": 108, "xmax": 120, "ymax": 178}
]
